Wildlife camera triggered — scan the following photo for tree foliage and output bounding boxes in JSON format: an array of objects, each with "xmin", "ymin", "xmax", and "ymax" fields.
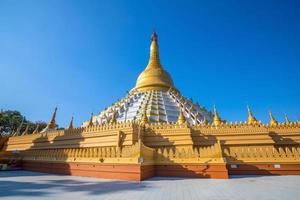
[{"xmin": 0, "ymin": 110, "xmax": 47, "ymax": 136}]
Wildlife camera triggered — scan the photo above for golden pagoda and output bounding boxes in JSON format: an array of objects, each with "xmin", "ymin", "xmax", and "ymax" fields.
[
  {"xmin": 247, "ymin": 105, "xmax": 259, "ymax": 125},
  {"xmin": 1, "ymin": 32, "xmax": 300, "ymax": 181},
  {"xmin": 177, "ymin": 109, "xmax": 187, "ymax": 125},
  {"xmin": 41, "ymin": 107, "xmax": 57, "ymax": 133},
  {"xmin": 269, "ymin": 111, "xmax": 278, "ymax": 126},
  {"xmin": 67, "ymin": 116, "xmax": 74, "ymax": 130},
  {"xmin": 212, "ymin": 105, "xmax": 221, "ymax": 126}
]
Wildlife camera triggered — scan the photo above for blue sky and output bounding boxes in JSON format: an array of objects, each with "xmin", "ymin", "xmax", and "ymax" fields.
[{"xmin": 1, "ymin": 0, "xmax": 299, "ymax": 127}]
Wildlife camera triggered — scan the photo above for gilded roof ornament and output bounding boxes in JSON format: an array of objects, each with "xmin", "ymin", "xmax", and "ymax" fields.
[
  {"xmin": 247, "ymin": 105, "xmax": 258, "ymax": 125},
  {"xmin": 41, "ymin": 107, "xmax": 58, "ymax": 133},
  {"xmin": 110, "ymin": 112, "xmax": 117, "ymax": 124},
  {"xmin": 88, "ymin": 113, "xmax": 94, "ymax": 127},
  {"xmin": 177, "ymin": 109, "xmax": 186, "ymax": 125},
  {"xmin": 285, "ymin": 114, "xmax": 290, "ymax": 124},
  {"xmin": 269, "ymin": 111, "xmax": 278, "ymax": 126},
  {"xmin": 33, "ymin": 124, "xmax": 40, "ymax": 134},
  {"xmin": 141, "ymin": 108, "xmax": 148, "ymax": 124},
  {"xmin": 68, "ymin": 116, "xmax": 74, "ymax": 129},
  {"xmin": 46, "ymin": 107, "xmax": 57, "ymax": 129},
  {"xmin": 212, "ymin": 105, "xmax": 221, "ymax": 126},
  {"xmin": 14, "ymin": 117, "xmax": 24, "ymax": 136},
  {"xmin": 21, "ymin": 124, "xmax": 29, "ymax": 136}
]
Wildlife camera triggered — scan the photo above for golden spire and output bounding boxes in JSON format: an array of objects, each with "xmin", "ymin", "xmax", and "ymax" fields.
[
  {"xmin": 285, "ymin": 114, "xmax": 290, "ymax": 124},
  {"xmin": 269, "ymin": 111, "xmax": 278, "ymax": 126},
  {"xmin": 147, "ymin": 32, "xmax": 161, "ymax": 70},
  {"xmin": 110, "ymin": 111, "xmax": 117, "ymax": 124},
  {"xmin": 33, "ymin": 124, "xmax": 40, "ymax": 134},
  {"xmin": 135, "ymin": 32, "xmax": 174, "ymax": 91},
  {"xmin": 14, "ymin": 117, "xmax": 24, "ymax": 136},
  {"xmin": 177, "ymin": 109, "xmax": 186, "ymax": 125},
  {"xmin": 21, "ymin": 124, "xmax": 29, "ymax": 136},
  {"xmin": 213, "ymin": 105, "xmax": 221, "ymax": 126},
  {"xmin": 247, "ymin": 105, "xmax": 258, "ymax": 125},
  {"xmin": 141, "ymin": 108, "xmax": 148, "ymax": 124},
  {"xmin": 46, "ymin": 107, "xmax": 57, "ymax": 129},
  {"xmin": 88, "ymin": 113, "xmax": 94, "ymax": 127},
  {"xmin": 68, "ymin": 116, "xmax": 74, "ymax": 129}
]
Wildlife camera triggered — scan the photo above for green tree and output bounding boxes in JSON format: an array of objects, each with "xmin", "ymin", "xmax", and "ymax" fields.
[{"xmin": 0, "ymin": 110, "xmax": 47, "ymax": 136}]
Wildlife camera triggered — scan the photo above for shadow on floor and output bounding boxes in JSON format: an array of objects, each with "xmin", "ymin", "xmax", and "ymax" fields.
[
  {"xmin": 0, "ymin": 170, "xmax": 49, "ymax": 178},
  {"xmin": 0, "ymin": 171, "xmax": 150, "ymax": 197}
]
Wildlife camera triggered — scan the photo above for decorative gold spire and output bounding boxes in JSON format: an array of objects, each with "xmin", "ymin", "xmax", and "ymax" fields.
[
  {"xmin": 247, "ymin": 105, "xmax": 258, "ymax": 125},
  {"xmin": 135, "ymin": 32, "xmax": 174, "ymax": 91},
  {"xmin": 14, "ymin": 117, "xmax": 24, "ymax": 136},
  {"xmin": 110, "ymin": 112, "xmax": 117, "ymax": 124},
  {"xmin": 212, "ymin": 105, "xmax": 221, "ymax": 126},
  {"xmin": 147, "ymin": 32, "xmax": 160, "ymax": 70},
  {"xmin": 21, "ymin": 124, "xmax": 29, "ymax": 136},
  {"xmin": 68, "ymin": 116, "xmax": 74, "ymax": 129},
  {"xmin": 33, "ymin": 125, "xmax": 40, "ymax": 134},
  {"xmin": 46, "ymin": 107, "xmax": 57, "ymax": 129},
  {"xmin": 141, "ymin": 108, "xmax": 148, "ymax": 124},
  {"xmin": 177, "ymin": 109, "xmax": 186, "ymax": 125},
  {"xmin": 285, "ymin": 114, "xmax": 290, "ymax": 124},
  {"xmin": 88, "ymin": 113, "xmax": 94, "ymax": 127},
  {"xmin": 269, "ymin": 111, "xmax": 278, "ymax": 126}
]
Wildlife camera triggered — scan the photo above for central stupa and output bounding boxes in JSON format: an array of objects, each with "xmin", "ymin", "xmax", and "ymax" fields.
[
  {"xmin": 83, "ymin": 32, "xmax": 213, "ymax": 126},
  {"xmin": 3, "ymin": 31, "xmax": 300, "ymax": 182}
]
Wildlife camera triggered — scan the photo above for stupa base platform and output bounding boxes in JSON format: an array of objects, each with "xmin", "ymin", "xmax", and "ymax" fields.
[
  {"xmin": 22, "ymin": 161, "xmax": 155, "ymax": 181},
  {"xmin": 21, "ymin": 161, "xmax": 300, "ymax": 181},
  {"xmin": 21, "ymin": 161, "xmax": 229, "ymax": 181},
  {"xmin": 228, "ymin": 163, "xmax": 300, "ymax": 176}
]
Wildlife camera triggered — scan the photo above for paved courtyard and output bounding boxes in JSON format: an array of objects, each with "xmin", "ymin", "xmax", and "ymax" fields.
[{"xmin": 0, "ymin": 171, "xmax": 300, "ymax": 200}]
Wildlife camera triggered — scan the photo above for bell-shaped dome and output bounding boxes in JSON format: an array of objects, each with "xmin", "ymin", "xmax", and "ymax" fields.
[{"xmin": 135, "ymin": 32, "xmax": 174, "ymax": 91}]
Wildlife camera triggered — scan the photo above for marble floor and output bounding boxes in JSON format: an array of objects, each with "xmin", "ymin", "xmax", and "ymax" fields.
[{"xmin": 0, "ymin": 170, "xmax": 300, "ymax": 200}]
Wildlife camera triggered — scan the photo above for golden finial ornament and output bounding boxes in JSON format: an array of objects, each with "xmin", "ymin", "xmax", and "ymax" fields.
[
  {"xmin": 177, "ymin": 109, "xmax": 186, "ymax": 125},
  {"xmin": 33, "ymin": 125, "xmax": 40, "ymax": 134},
  {"xmin": 68, "ymin": 116, "xmax": 74, "ymax": 129},
  {"xmin": 269, "ymin": 111, "xmax": 278, "ymax": 126},
  {"xmin": 135, "ymin": 32, "xmax": 174, "ymax": 91},
  {"xmin": 88, "ymin": 113, "xmax": 94, "ymax": 127},
  {"xmin": 110, "ymin": 112, "xmax": 117, "ymax": 124},
  {"xmin": 141, "ymin": 108, "xmax": 148, "ymax": 124},
  {"xmin": 285, "ymin": 114, "xmax": 290, "ymax": 124},
  {"xmin": 247, "ymin": 105, "xmax": 258, "ymax": 125},
  {"xmin": 21, "ymin": 124, "xmax": 29, "ymax": 136},
  {"xmin": 14, "ymin": 117, "xmax": 24, "ymax": 136},
  {"xmin": 46, "ymin": 107, "xmax": 57, "ymax": 129},
  {"xmin": 212, "ymin": 105, "xmax": 221, "ymax": 126}
]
